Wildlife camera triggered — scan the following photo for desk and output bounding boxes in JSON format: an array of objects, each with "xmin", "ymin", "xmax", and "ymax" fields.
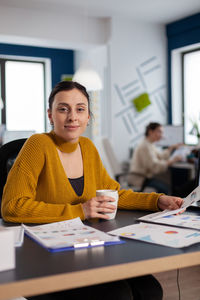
[
  {"xmin": 171, "ymin": 162, "xmax": 196, "ymax": 179},
  {"xmin": 1, "ymin": 209, "xmax": 200, "ymax": 300}
]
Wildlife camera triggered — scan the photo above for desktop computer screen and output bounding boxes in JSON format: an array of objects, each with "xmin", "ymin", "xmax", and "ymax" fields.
[{"xmin": 156, "ymin": 125, "xmax": 184, "ymax": 147}]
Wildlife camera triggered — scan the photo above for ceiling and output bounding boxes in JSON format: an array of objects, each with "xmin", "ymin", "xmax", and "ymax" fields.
[{"xmin": 1, "ymin": 0, "xmax": 200, "ymax": 24}]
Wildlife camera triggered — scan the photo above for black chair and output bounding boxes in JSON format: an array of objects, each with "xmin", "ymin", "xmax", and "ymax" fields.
[{"xmin": 0, "ymin": 138, "xmax": 27, "ymax": 216}]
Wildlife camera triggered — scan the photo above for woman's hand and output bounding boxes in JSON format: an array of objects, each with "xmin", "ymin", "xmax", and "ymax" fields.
[
  {"xmin": 82, "ymin": 196, "xmax": 116, "ymax": 220},
  {"xmin": 169, "ymin": 143, "xmax": 184, "ymax": 152},
  {"xmin": 168, "ymin": 155, "xmax": 182, "ymax": 166},
  {"xmin": 157, "ymin": 195, "xmax": 183, "ymax": 211}
]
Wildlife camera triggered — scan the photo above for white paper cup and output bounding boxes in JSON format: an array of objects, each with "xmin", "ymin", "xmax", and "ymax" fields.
[{"xmin": 96, "ymin": 189, "xmax": 119, "ymax": 220}]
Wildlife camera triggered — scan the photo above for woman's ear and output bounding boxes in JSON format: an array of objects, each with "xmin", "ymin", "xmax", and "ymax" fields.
[
  {"xmin": 87, "ymin": 114, "xmax": 90, "ymax": 126},
  {"xmin": 47, "ymin": 109, "xmax": 53, "ymax": 125}
]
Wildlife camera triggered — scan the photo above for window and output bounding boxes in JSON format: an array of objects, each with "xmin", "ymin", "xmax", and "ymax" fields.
[
  {"xmin": 0, "ymin": 58, "xmax": 46, "ymax": 133},
  {"xmin": 182, "ymin": 49, "xmax": 200, "ymax": 145}
]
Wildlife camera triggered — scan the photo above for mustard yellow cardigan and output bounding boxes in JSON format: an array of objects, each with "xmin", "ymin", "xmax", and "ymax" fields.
[{"xmin": 2, "ymin": 132, "xmax": 161, "ymax": 223}]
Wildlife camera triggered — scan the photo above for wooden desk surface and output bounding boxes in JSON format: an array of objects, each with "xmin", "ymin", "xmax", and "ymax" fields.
[{"xmin": 1, "ymin": 209, "xmax": 200, "ymax": 300}]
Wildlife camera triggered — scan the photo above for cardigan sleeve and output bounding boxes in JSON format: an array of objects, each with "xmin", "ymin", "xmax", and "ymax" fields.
[{"xmin": 1, "ymin": 135, "xmax": 85, "ymax": 224}]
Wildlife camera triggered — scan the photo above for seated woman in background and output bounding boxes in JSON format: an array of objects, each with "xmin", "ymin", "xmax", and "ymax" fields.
[
  {"xmin": 1, "ymin": 82, "xmax": 183, "ymax": 300},
  {"xmin": 130, "ymin": 122, "xmax": 182, "ymax": 194}
]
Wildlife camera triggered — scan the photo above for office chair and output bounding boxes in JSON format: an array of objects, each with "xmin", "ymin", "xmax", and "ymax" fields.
[
  {"xmin": 0, "ymin": 138, "xmax": 27, "ymax": 216},
  {"xmin": 101, "ymin": 138, "xmax": 150, "ymax": 192}
]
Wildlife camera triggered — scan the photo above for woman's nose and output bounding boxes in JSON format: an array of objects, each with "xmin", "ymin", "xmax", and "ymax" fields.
[{"xmin": 68, "ymin": 110, "xmax": 77, "ymax": 121}]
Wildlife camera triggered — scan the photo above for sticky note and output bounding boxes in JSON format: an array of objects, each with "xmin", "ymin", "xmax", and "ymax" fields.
[{"xmin": 132, "ymin": 93, "xmax": 151, "ymax": 112}]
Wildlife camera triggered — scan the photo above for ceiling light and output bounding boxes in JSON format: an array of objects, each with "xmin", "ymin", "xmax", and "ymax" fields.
[{"xmin": 73, "ymin": 61, "xmax": 103, "ymax": 92}]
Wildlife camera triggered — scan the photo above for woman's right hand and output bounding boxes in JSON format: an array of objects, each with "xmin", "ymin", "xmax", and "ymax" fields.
[
  {"xmin": 169, "ymin": 143, "xmax": 184, "ymax": 152},
  {"xmin": 82, "ymin": 196, "xmax": 116, "ymax": 220}
]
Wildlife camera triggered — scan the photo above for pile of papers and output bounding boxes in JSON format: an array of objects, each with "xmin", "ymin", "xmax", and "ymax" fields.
[
  {"xmin": 109, "ymin": 186, "xmax": 200, "ymax": 248},
  {"xmin": 109, "ymin": 221, "xmax": 200, "ymax": 248},
  {"xmin": 23, "ymin": 217, "xmax": 122, "ymax": 252}
]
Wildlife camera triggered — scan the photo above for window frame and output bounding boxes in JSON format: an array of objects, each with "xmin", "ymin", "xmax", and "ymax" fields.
[
  {"xmin": 0, "ymin": 55, "xmax": 51, "ymax": 132},
  {"xmin": 181, "ymin": 48, "xmax": 200, "ymax": 145}
]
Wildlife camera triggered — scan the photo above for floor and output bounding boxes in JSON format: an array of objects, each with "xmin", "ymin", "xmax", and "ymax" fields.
[{"xmin": 154, "ymin": 265, "xmax": 200, "ymax": 300}]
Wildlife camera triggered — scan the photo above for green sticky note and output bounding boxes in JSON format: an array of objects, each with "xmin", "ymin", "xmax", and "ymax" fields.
[
  {"xmin": 132, "ymin": 93, "xmax": 151, "ymax": 112},
  {"xmin": 61, "ymin": 74, "xmax": 73, "ymax": 81}
]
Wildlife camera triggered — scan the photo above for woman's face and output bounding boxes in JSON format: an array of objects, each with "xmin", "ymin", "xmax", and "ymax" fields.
[
  {"xmin": 48, "ymin": 88, "xmax": 90, "ymax": 143},
  {"xmin": 149, "ymin": 126, "xmax": 163, "ymax": 142}
]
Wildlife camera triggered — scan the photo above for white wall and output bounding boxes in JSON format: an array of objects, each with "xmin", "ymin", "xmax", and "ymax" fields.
[
  {"xmin": 109, "ymin": 17, "xmax": 167, "ymax": 163},
  {"xmin": 0, "ymin": 5, "xmax": 109, "ymax": 49}
]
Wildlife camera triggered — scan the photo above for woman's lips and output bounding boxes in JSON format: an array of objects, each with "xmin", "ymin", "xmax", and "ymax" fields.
[{"xmin": 64, "ymin": 125, "xmax": 79, "ymax": 130}]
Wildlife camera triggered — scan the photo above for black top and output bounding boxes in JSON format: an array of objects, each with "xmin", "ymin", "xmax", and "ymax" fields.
[{"xmin": 68, "ymin": 176, "xmax": 84, "ymax": 196}]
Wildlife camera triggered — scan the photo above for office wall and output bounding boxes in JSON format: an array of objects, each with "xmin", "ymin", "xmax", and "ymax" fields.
[
  {"xmin": 0, "ymin": 3, "xmax": 111, "ymax": 134},
  {"xmin": 0, "ymin": 5, "xmax": 109, "ymax": 50},
  {"xmin": 109, "ymin": 18, "xmax": 167, "ymax": 162},
  {"xmin": 0, "ymin": 3, "xmax": 168, "ymax": 165}
]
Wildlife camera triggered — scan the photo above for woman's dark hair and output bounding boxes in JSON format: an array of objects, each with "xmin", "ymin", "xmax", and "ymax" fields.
[
  {"xmin": 48, "ymin": 81, "xmax": 91, "ymax": 114},
  {"xmin": 145, "ymin": 122, "xmax": 161, "ymax": 137}
]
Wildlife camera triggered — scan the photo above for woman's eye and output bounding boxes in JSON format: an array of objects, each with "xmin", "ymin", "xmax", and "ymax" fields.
[
  {"xmin": 77, "ymin": 107, "xmax": 85, "ymax": 112},
  {"xmin": 58, "ymin": 107, "xmax": 68, "ymax": 112}
]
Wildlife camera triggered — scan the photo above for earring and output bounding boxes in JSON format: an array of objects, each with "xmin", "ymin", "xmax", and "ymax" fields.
[
  {"xmin": 50, "ymin": 121, "xmax": 54, "ymax": 126},
  {"xmin": 87, "ymin": 121, "xmax": 90, "ymax": 126}
]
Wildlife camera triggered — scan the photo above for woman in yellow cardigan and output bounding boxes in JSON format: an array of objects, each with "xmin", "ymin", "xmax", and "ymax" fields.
[
  {"xmin": 2, "ymin": 82, "xmax": 182, "ymax": 223},
  {"xmin": 2, "ymin": 81, "xmax": 183, "ymax": 300}
]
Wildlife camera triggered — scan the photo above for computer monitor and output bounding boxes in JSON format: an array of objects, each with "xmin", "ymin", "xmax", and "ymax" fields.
[{"xmin": 156, "ymin": 125, "xmax": 184, "ymax": 147}]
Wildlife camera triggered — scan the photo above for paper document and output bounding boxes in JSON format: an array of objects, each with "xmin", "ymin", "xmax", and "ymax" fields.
[
  {"xmin": 3, "ymin": 226, "xmax": 24, "ymax": 247},
  {"xmin": 109, "ymin": 223, "xmax": 200, "ymax": 248},
  {"xmin": 140, "ymin": 185, "xmax": 200, "ymax": 222},
  {"xmin": 170, "ymin": 146, "xmax": 191, "ymax": 162},
  {"xmin": 139, "ymin": 213, "xmax": 200, "ymax": 231},
  {"xmin": 23, "ymin": 217, "xmax": 122, "ymax": 252},
  {"xmin": 130, "ymin": 185, "xmax": 200, "ymax": 247}
]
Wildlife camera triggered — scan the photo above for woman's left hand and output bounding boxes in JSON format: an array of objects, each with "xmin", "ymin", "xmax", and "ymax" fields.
[{"xmin": 157, "ymin": 195, "xmax": 183, "ymax": 211}]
